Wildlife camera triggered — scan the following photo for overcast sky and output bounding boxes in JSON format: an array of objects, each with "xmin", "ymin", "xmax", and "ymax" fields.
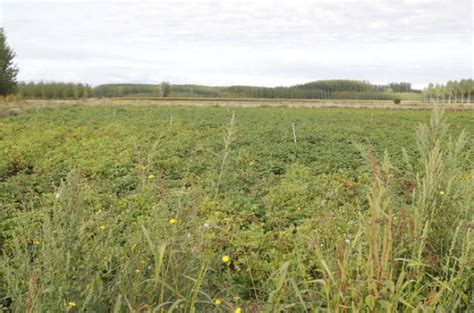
[{"xmin": 1, "ymin": 0, "xmax": 473, "ymax": 88}]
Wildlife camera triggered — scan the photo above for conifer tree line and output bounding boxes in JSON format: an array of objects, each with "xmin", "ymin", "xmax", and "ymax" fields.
[
  {"xmin": 93, "ymin": 84, "xmax": 158, "ymax": 98},
  {"xmin": 0, "ymin": 28, "xmax": 19, "ymax": 96},
  {"xmin": 18, "ymin": 79, "xmax": 474, "ymax": 102},
  {"xmin": 423, "ymin": 79, "xmax": 474, "ymax": 104},
  {"xmin": 90, "ymin": 80, "xmax": 423, "ymax": 100},
  {"xmin": 219, "ymin": 80, "xmax": 419, "ymax": 100}
]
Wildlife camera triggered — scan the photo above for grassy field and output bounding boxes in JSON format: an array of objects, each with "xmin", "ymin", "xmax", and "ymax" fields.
[{"xmin": 0, "ymin": 104, "xmax": 473, "ymax": 311}]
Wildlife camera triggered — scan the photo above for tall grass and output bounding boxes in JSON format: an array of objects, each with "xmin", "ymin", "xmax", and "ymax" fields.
[{"xmin": 0, "ymin": 109, "xmax": 472, "ymax": 311}]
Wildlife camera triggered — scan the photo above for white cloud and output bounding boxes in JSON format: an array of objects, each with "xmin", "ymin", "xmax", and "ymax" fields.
[{"xmin": 1, "ymin": 0, "xmax": 472, "ymax": 87}]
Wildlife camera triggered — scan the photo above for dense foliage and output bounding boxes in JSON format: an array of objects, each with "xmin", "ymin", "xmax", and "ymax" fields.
[
  {"xmin": 0, "ymin": 105, "xmax": 472, "ymax": 311},
  {"xmin": 159, "ymin": 81, "xmax": 171, "ymax": 97},
  {"xmin": 423, "ymin": 79, "xmax": 474, "ymax": 104},
  {"xmin": 17, "ymin": 82, "xmax": 93, "ymax": 99},
  {"xmin": 18, "ymin": 81, "xmax": 423, "ymax": 101},
  {"xmin": 18, "ymin": 79, "xmax": 474, "ymax": 103},
  {"xmin": 92, "ymin": 84, "xmax": 159, "ymax": 98},
  {"xmin": 0, "ymin": 29, "xmax": 18, "ymax": 96},
  {"xmin": 91, "ymin": 80, "xmax": 422, "ymax": 100}
]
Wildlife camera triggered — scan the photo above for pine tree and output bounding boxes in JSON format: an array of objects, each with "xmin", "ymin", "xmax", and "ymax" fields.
[{"xmin": 0, "ymin": 29, "xmax": 19, "ymax": 96}]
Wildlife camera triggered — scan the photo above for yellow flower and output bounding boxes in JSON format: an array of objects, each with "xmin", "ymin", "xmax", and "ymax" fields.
[
  {"xmin": 214, "ymin": 298, "xmax": 222, "ymax": 305},
  {"xmin": 234, "ymin": 307, "xmax": 242, "ymax": 313},
  {"xmin": 222, "ymin": 255, "xmax": 230, "ymax": 263},
  {"xmin": 66, "ymin": 301, "xmax": 77, "ymax": 308},
  {"xmin": 169, "ymin": 218, "xmax": 176, "ymax": 225},
  {"xmin": 135, "ymin": 269, "xmax": 141, "ymax": 273},
  {"xmin": 439, "ymin": 191, "xmax": 445, "ymax": 195},
  {"xmin": 148, "ymin": 174, "xmax": 155, "ymax": 179},
  {"xmin": 99, "ymin": 225, "xmax": 106, "ymax": 231},
  {"xmin": 33, "ymin": 240, "xmax": 40, "ymax": 245}
]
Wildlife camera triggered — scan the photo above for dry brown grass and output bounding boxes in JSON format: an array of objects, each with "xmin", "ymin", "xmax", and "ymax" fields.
[{"xmin": 2, "ymin": 97, "xmax": 474, "ymax": 111}]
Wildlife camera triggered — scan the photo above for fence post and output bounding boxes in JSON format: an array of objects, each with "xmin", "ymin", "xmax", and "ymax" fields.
[{"xmin": 292, "ymin": 122, "xmax": 297, "ymax": 144}]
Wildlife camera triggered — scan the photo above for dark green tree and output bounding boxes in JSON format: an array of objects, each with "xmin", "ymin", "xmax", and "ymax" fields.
[
  {"xmin": 0, "ymin": 29, "xmax": 19, "ymax": 96},
  {"xmin": 159, "ymin": 81, "xmax": 171, "ymax": 97}
]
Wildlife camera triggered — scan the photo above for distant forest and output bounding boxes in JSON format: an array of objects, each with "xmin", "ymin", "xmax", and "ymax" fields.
[
  {"xmin": 92, "ymin": 80, "xmax": 419, "ymax": 100},
  {"xmin": 16, "ymin": 79, "xmax": 474, "ymax": 102}
]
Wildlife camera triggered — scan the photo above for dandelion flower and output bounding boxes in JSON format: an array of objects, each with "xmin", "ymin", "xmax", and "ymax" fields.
[
  {"xmin": 234, "ymin": 307, "xmax": 242, "ymax": 313},
  {"xmin": 148, "ymin": 174, "xmax": 156, "ymax": 179},
  {"xmin": 439, "ymin": 191, "xmax": 445, "ymax": 195},
  {"xmin": 66, "ymin": 301, "xmax": 77, "ymax": 308},
  {"xmin": 214, "ymin": 298, "xmax": 222, "ymax": 305},
  {"xmin": 222, "ymin": 255, "xmax": 230, "ymax": 263},
  {"xmin": 169, "ymin": 218, "xmax": 176, "ymax": 225},
  {"xmin": 33, "ymin": 240, "xmax": 40, "ymax": 245},
  {"xmin": 99, "ymin": 225, "xmax": 106, "ymax": 231},
  {"xmin": 135, "ymin": 269, "xmax": 141, "ymax": 273}
]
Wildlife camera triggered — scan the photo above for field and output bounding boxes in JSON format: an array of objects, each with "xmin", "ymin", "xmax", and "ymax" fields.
[{"xmin": 0, "ymin": 103, "xmax": 473, "ymax": 311}]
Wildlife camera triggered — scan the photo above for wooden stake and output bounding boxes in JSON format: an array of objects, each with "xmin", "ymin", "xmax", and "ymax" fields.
[{"xmin": 292, "ymin": 122, "xmax": 297, "ymax": 144}]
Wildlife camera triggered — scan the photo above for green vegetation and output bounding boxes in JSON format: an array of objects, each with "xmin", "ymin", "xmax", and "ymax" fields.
[
  {"xmin": 423, "ymin": 79, "xmax": 474, "ymax": 104},
  {"xmin": 18, "ymin": 80, "xmax": 425, "ymax": 101},
  {"xmin": 92, "ymin": 80, "xmax": 422, "ymax": 101},
  {"xmin": 0, "ymin": 105, "xmax": 472, "ymax": 311},
  {"xmin": 159, "ymin": 81, "xmax": 171, "ymax": 98},
  {"xmin": 17, "ymin": 79, "xmax": 474, "ymax": 104},
  {"xmin": 92, "ymin": 83, "xmax": 159, "ymax": 98},
  {"xmin": 17, "ymin": 82, "xmax": 93, "ymax": 100},
  {"xmin": 0, "ymin": 29, "xmax": 18, "ymax": 96}
]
